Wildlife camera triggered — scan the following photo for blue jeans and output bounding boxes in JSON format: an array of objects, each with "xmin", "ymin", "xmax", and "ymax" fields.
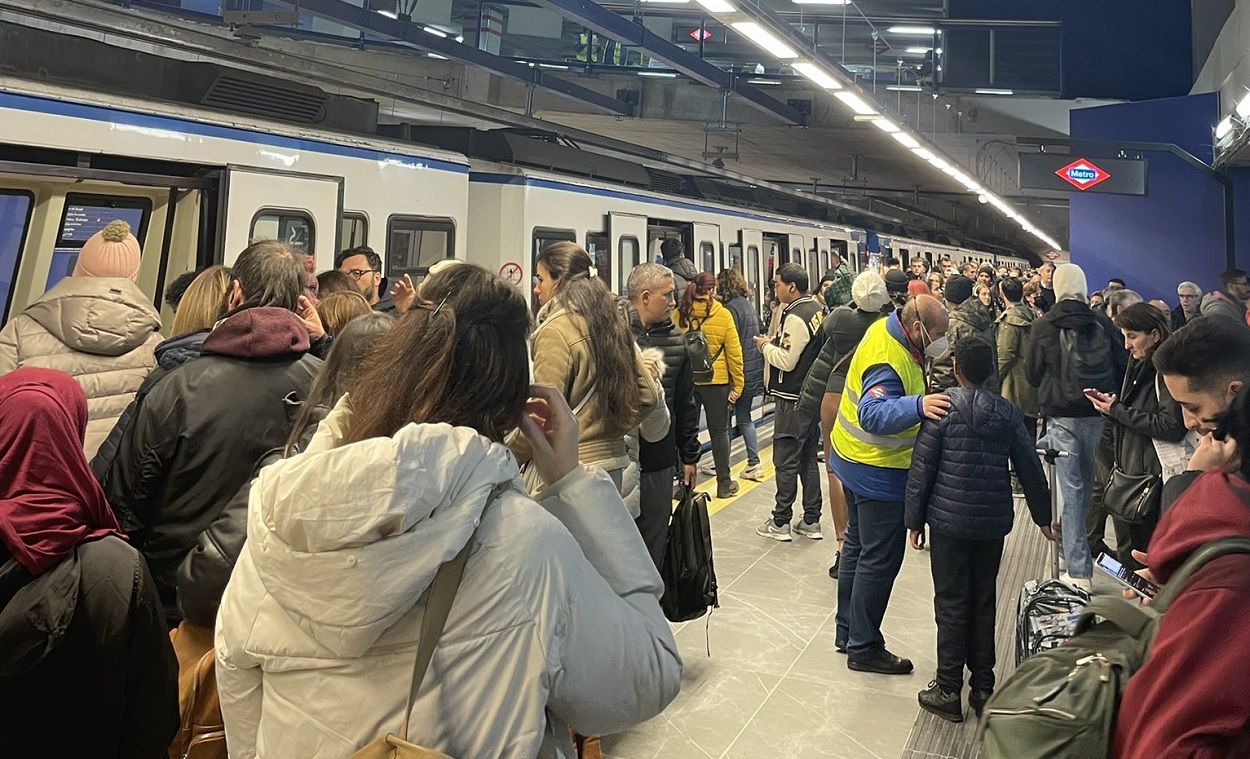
[
  {"xmin": 835, "ymin": 487, "xmax": 906, "ymax": 659},
  {"xmin": 730, "ymin": 393, "xmax": 761, "ymax": 467},
  {"xmin": 1041, "ymin": 416, "xmax": 1105, "ymax": 580}
]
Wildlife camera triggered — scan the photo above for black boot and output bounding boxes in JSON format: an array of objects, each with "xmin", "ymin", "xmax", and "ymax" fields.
[
  {"xmin": 969, "ymin": 689, "xmax": 993, "ymax": 718},
  {"xmin": 918, "ymin": 681, "xmax": 963, "ymax": 723}
]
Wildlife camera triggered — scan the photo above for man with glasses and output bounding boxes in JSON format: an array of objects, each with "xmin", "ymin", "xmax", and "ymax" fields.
[
  {"xmin": 335, "ymin": 246, "xmax": 395, "ymax": 313},
  {"xmin": 1200, "ymin": 268, "xmax": 1250, "ymax": 326},
  {"xmin": 1172, "ymin": 282, "xmax": 1202, "ymax": 330}
]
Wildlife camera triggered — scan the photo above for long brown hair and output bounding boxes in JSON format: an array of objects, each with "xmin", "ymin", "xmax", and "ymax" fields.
[
  {"xmin": 717, "ymin": 268, "xmax": 750, "ymax": 303},
  {"xmin": 344, "ymin": 264, "xmax": 531, "ymax": 444},
  {"xmin": 677, "ymin": 271, "xmax": 717, "ymax": 329},
  {"xmin": 535, "ymin": 242, "xmax": 641, "ymax": 432},
  {"xmin": 316, "ymin": 291, "xmax": 372, "ymax": 337},
  {"xmin": 171, "ymin": 265, "xmax": 230, "ymax": 336}
]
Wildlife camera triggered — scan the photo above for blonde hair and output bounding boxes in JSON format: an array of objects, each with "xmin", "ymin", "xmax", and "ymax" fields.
[
  {"xmin": 171, "ymin": 266, "xmax": 231, "ymax": 336},
  {"xmin": 316, "ymin": 290, "xmax": 372, "ymax": 336}
]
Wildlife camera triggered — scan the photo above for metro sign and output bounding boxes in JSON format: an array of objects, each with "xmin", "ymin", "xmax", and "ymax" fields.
[
  {"xmin": 1055, "ymin": 158, "xmax": 1111, "ymax": 191},
  {"xmin": 689, "ymin": 28, "xmax": 713, "ymax": 42}
]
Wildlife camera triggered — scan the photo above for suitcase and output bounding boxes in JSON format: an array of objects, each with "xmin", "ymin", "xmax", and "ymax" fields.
[{"xmin": 1013, "ymin": 448, "xmax": 1090, "ymax": 664}]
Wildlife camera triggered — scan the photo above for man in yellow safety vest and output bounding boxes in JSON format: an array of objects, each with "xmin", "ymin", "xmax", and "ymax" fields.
[{"xmin": 831, "ymin": 293, "xmax": 951, "ymax": 676}]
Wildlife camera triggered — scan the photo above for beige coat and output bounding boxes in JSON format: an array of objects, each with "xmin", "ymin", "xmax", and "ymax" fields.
[{"xmin": 0, "ymin": 277, "xmax": 162, "ymax": 458}]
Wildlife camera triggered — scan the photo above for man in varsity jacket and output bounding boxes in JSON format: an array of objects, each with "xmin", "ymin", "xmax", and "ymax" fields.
[{"xmin": 755, "ymin": 263, "xmax": 827, "ymax": 542}]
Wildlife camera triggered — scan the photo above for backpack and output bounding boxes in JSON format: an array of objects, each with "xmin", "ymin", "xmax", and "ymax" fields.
[
  {"xmin": 168, "ymin": 622, "xmax": 227, "ymax": 759},
  {"xmin": 660, "ymin": 485, "xmax": 719, "ymax": 622},
  {"xmin": 979, "ymin": 537, "xmax": 1250, "ymax": 759},
  {"xmin": 683, "ymin": 319, "xmax": 724, "ymax": 385},
  {"xmin": 1057, "ymin": 322, "xmax": 1117, "ymax": 396}
]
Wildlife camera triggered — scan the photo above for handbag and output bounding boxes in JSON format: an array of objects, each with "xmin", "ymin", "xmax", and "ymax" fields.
[
  {"xmin": 1101, "ymin": 373, "xmax": 1162, "ymax": 524},
  {"xmin": 167, "ymin": 622, "xmax": 226, "ymax": 759},
  {"xmin": 350, "ymin": 490, "xmax": 499, "ymax": 759}
]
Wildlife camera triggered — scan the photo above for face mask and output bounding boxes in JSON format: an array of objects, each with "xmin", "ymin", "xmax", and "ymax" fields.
[{"xmin": 925, "ymin": 336, "xmax": 950, "ymax": 361}]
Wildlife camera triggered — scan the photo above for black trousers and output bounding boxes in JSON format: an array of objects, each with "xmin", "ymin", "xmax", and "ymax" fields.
[
  {"xmin": 930, "ymin": 531, "xmax": 1004, "ymax": 693},
  {"xmin": 636, "ymin": 466, "xmax": 675, "ymax": 570},
  {"xmin": 770, "ymin": 398, "xmax": 822, "ymax": 525}
]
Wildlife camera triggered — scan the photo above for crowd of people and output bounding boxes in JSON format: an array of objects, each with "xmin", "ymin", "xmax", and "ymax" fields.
[{"xmin": 0, "ymin": 219, "xmax": 1247, "ymax": 757}]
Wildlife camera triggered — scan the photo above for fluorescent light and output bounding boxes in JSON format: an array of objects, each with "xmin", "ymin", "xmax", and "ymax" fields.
[
  {"xmin": 376, "ymin": 9, "xmax": 397, "ymax": 18},
  {"xmin": 891, "ymin": 131, "xmax": 920, "ymax": 148},
  {"xmin": 696, "ymin": 0, "xmax": 736, "ymax": 13},
  {"xmin": 792, "ymin": 62, "xmax": 842, "ymax": 89},
  {"xmin": 731, "ymin": 21, "xmax": 798, "ymax": 59},
  {"xmin": 905, "ymin": 47, "xmax": 931, "ymax": 54},
  {"xmin": 928, "ymin": 156, "xmax": 951, "ymax": 172},
  {"xmin": 792, "ymin": 0, "xmax": 849, "ymax": 4},
  {"xmin": 835, "ymin": 91, "xmax": 878, "ymax": 115},
  {"xmin": 1237, "ymin": 93, "xmax": 1250, "ymax": 119},
  {"xmin": 642, "ymin": 0, "xmax": 691, "ymax": 3},
  {"xmin": 1216, "ymin": 116, "xmax": 1234, "ymax": 140},
  {"xmin": 429, "ymin": 53, "xmax": 448, "ymax": 60},
  {"xmin": 872, "ymin": 118, "xmax": 900, "ymax": 133},
  {"xmin": 912, "ymin": 147, "xmax": 934, "ymax": 160},
  {"xmin": 886, "ymin": 85, "xmax": 923, "ymax": 92},
  {"xmin": 639, "ymin": 71, "xmax": 679, "ymax": 78},
  {"xmin": 887, "ymin": 26, "xmax": 936, "ymax": 35},
  {"xmin": 975, "ymin": 88, "xmax": 1014, "ymax": 95},
  {"xmin": 539, "ymin": 63, "xmax": 570, "ymax": 70},
  {"xmin": 423, "ymin": 26, "xmax": 448, "ymax": 37},
  {"xmin": 748, "ymin": 78, "xmax": 782, "ymax": 85},
  {"xmin": 455, "ymin": 35, "xmax": 464, "ymax": 42}
]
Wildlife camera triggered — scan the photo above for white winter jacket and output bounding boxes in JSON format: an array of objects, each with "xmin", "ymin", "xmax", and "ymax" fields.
[
  {"xmin": 0, "ymin": 277, "xmax": 161, "ymax": 458},
  {"xmin": 215, "ymin": 401, "xmax": 682, "ymax": 759}
]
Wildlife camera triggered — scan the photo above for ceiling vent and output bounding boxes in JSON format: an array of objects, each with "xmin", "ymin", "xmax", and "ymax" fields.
[{"xmin": 180, "ymin": 64, "xmax": 328, "ymax": 124}]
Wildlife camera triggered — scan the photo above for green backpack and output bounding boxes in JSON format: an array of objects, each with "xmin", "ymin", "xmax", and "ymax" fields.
[{"xmin": 979, "ymin": 537, "xmax": 1250, "ymax": 759}]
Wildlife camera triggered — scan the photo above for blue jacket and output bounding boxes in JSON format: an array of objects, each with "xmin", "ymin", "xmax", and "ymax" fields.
[
  {"xmin": 904, "ymin": 387, "xmax": 1051, "ymax": 540},
  {"xmin": 827, "ymin": 312, "xmax": 926, "ymax": 502},
  {"xmin": 723, "ymin": 294, "xmax": 764, "ymax": 397}
]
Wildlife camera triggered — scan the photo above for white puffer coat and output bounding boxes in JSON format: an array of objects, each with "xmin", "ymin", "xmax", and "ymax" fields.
[
  {"xmin": 215, "ymin": 401, "xmax": 682, "ymax": 759},
  {"xmin": 0, "ymin": 277, "xmax": 161, "ymax": 458}
]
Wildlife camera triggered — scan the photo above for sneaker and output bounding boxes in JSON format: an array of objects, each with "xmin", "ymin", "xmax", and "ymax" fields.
[
  {"xmin": 715, "ymin": 481, "xmax": 740, "ymax": 499},
  {"xmin": 742, "ymin": 465, "xmax": 765, "ymax": 482},
  {"xmin": 918, "ymin": 681, "xmax": 964, "ymax": 723},
  {"xmin": 969, "ymin": 689, "xmax": 993, "ymax": 718},
  {"xmin": 794, "ymin": 520, "xmax": 824, "ymax": 540},
  {"xmin": 1061, "ymin": 573, "xmax": 1092, "ymax": 592},
  {"xmin": 700, "ymin": 462, "xmax": 716, "ymax": 477},
  {"xmin": 827, "ymin": 551, "xmax": 841, "ymax": 579},
  {"xmin": 848, "ymin": 649, "xmax": 914, "ymax": 675},
  {"xmin": 756, "ymin": 519, "xmax": 792, "ymax": 542}
]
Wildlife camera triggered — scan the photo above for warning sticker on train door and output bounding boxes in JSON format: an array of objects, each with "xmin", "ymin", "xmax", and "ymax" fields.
[{"xmin": 500, "ymin": 262, "xmax": 523, "ymax": 286}]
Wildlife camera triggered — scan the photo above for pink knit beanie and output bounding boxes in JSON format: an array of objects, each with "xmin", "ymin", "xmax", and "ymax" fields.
[{"xmin": 73, "ymin": 220, "xmax": 141, "ymax": 279}]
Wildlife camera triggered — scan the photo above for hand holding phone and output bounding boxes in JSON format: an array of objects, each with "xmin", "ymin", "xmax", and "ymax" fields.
[
  {"xmin": 1083, "ymin": 388, "xmax": 1106, "ymax": 400},
  {"xmin": 1096, "ymin": 553, "xmax": 1160, "ymax": 600}
]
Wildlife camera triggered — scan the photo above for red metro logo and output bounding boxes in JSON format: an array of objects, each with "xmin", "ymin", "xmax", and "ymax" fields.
[{"xmin": 1055, "ymin": 158, "xmax": 1111, "ymax": 191}]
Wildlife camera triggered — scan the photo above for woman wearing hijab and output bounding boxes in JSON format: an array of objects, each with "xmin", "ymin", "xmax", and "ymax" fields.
[{"xmin": 0, "ymin": 368, "xmax": 178, "ymax": 759}]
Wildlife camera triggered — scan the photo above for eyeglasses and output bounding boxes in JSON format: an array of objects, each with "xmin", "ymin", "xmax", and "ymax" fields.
[
  {"xmin": 347, "ymin": 269, "xmax": 375, "ymax": 281},
  {"xmin": 1178, "ymin": 293, "xmax": 1201, "ymax": 300}
]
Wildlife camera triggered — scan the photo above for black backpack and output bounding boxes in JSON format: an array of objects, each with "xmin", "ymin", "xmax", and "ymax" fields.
[
  {"xmin": 1058, "ymin": 322, "xmax": 1117, "ymax": 396},
  {"xmin": 683, "ymin": 318, "xmax": 724, "ymax": 385},
  {"xmin": 660, "ymin": 485, "xmax": 719, "ymax": 622}
]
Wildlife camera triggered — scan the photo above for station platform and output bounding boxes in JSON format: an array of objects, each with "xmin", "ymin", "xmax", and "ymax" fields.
[{"xmin": 602, "ymin": 441, "xmax": 1122, "ymax": 759}]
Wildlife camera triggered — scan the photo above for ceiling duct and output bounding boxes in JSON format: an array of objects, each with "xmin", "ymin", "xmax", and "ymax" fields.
[{"xmin": 179, "ymin": 64, "xmax": 329, "ymax": 125}]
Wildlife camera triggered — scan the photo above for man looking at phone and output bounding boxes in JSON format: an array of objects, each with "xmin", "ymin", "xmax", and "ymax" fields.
[
  {"xmin": 1025, "ymin": 263, "xmax": 1118, "ymax": 590},
  {"xmin": 829, "ymin": 294, "xmax": 951, "ymax": 675}
]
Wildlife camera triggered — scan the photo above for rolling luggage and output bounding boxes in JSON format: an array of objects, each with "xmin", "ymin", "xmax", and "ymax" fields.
[{"xmin": 1013, "ymin": 448, "xmax": 1090, "ymax": 664}]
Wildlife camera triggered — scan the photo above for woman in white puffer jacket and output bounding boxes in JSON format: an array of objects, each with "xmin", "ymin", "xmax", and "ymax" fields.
[{"xmin": 215, "ymin": 263, "xmax": 682, "ymax": 759}]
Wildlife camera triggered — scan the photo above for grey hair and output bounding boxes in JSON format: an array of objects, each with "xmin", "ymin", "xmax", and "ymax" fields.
[
  {"xmin": 627, "ymin": 263, "xmax": 674, "ymax": 300},
  {"xmin": 1105, "ymin": 288, "xmax": 1143, "ymax": 316},
  {"xmin": 1177, "ymin": 281, "xmax": 1203, "ymax": 296}
]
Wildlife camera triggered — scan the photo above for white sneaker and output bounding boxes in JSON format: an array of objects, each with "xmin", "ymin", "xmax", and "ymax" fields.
[
  {"xmin": 1060, "ymin": 573, "xmax": 1092, "ymax": 592},
  {"xmin": 794, "ymin": 520, "xmax": 824, "ymax": 540},
  {"xmin": 742, "ymin": 465, "xmax": 765, "ymax": 481},
  {"xmin": 700, "ymin": 462, "xmax": 716, "ymax": 477},
  {"xmin": 756, "ymin": 519, "xmax": 793, "ymax": 542}
]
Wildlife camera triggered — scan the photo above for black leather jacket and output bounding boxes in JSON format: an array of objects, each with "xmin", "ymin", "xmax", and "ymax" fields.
[{"xmin": 622, "ymin": 300, "xmax": 701, "ymax": 472}]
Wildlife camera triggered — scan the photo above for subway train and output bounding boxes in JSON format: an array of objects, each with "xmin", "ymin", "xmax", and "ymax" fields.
[{"xmin": 0, "ymin": 75, "xmax": 1028, "ymax": 329}]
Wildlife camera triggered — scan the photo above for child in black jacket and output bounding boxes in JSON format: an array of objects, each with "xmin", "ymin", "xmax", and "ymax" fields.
[{"xmin": 904, "ymin": 338, "xmax": 1055, "ymax": 722}]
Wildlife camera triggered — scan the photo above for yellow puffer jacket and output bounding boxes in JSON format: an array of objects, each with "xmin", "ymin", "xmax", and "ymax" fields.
[
  {"xmin": 673, "ymin": 299, "xmax": 744, "ymax": 393},
  {"xmin": 0, "ymin": 277, "xmax": 161, "ymax": 458}
]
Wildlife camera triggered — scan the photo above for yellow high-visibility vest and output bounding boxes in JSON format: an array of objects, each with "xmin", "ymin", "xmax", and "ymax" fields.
[{"xmin": 832, "ymin": 316, "xmax": 925, "ymax": 469}]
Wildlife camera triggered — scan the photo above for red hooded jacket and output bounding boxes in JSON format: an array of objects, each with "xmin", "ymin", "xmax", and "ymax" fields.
[{"xmin": 1112, "ymin": 470, "xmax": 1250, "ymax": 758}]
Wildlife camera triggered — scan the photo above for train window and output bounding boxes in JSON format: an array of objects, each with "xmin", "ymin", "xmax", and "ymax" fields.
[
  {"xmin": 585, "ymin": 232, "xmax": 612, "ymax": 293},
  {"xmin": 47, "ymin": 194, "xmax": 152, "ymax": 292},
  {"xmin": 619, "ymin": 236, "xmax": 640, "ymax": 274},
  {"xmin": 700, "ymin": 242, "xmax": 715, "ymax": 273},
  {"xmin": 728, "ymin": 244, "xmax": 743, "ymax": 273},
  {"xmin": 340, "ymin": 213, "xmax": 368, "ymax": 251},
  {"xmin": 0, "ymin": 190, "xmax": 34, "ymax": 322},
  {"xmin": 747, "ymin": 244, "xmax": 760, "ymax": 292},
  {"xmin": 388, "ymin": 216, "xmax": 456, "ymax": 281},
  {"xmin": 251, "ymin": 209, "xmax": 315, "ymax": 255}
]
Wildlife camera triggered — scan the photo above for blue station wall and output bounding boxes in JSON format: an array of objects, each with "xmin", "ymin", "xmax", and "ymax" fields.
[{"xmin": 1068, "ymin": 93, "xmax": 1229, "ymax": 303}]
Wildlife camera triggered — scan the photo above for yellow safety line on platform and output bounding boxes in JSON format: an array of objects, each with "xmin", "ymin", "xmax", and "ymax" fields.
[{"xmin": 695, "ymin": 445, "xmax": 777, "ymax": 517}]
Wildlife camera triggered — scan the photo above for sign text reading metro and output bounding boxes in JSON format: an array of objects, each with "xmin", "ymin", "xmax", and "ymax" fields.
[{"xmin": 1019, "ymin": 153, "xmax": 1147, "ymax": 196}]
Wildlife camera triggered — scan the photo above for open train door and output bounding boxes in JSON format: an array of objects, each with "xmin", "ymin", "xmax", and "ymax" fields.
[
  {"xmin": 609, "ymin": 212, "xmax": 647, "ymax": 291},
  {"xmin": 219, "ymin": 167, "xmax": 343, "ymax": 271},
  {"xmin": 692, "ymin": 222, "xmax": 721, "ymax": 272}
]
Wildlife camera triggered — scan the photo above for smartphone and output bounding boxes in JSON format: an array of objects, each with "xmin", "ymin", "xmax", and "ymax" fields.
[
  {"xmin": 1083, "ymin": 388, "xmax": 1106, "ymax": 400},
  {"xmin": 1095, "ymin": 553, "xmax": 1160, "ymax": 600}
]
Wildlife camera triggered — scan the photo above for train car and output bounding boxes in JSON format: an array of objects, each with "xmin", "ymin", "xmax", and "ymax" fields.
[
  {"xmin": 0, "ymin": 76, "xmax": 469, "ymax": 327},
  {"xmin": 466, "ymin": 161, "xmax": 861, "ymax": 312}
]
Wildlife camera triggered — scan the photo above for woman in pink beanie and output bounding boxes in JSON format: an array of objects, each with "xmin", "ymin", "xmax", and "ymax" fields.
[{"xmin": 0, "ymin": 220, "xmax": 162, "ymax": 458}]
